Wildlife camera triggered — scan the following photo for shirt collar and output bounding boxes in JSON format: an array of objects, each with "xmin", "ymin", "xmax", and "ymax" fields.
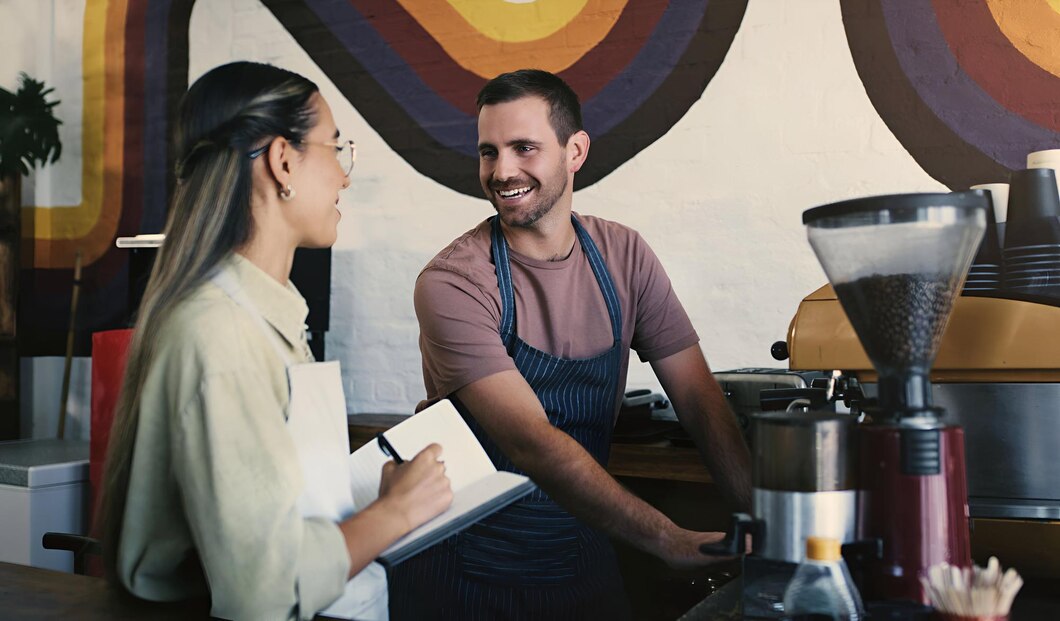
[{"xmin": 223, "ymin": 253, "xmax": 309, "ymax": 350}]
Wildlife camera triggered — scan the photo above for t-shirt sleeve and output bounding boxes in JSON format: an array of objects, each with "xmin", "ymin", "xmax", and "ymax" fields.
[
  {"xmin": 415, "ymin": 266, "xmax": 517, "ymax": 399},
  {"xmin": 171, "ymin": 368, "xmax": 350, "ymax": 621},
  {"xmin": 628, "ymin": 232, "xmax": 700, "ymax": 362}
]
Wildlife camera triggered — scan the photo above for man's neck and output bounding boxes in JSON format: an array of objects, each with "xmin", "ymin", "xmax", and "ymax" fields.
[{"xmin": 501, "ymin": 207, "xmax": 577, "ymax": 262}]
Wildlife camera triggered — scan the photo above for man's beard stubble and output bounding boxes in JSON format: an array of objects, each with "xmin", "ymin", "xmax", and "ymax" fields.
[{"xmin": 488, "ymin": 162, "xmax": 569, "ymax": 229}]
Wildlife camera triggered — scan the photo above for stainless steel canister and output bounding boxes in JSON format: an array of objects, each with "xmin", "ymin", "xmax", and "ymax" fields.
[{"xmin": 751, "ymin": 412, "xmax": 858, "ymax": 563}]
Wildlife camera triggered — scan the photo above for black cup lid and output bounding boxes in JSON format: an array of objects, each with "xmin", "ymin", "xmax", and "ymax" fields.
[{"xmin": 803, "ymin": 191, "xmax": 989, "ymax": 224}]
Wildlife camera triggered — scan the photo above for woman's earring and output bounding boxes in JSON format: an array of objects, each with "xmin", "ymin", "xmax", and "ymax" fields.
[{"xmin": 279, "ymin": 184, "xmax": 296, "ymax": 201}]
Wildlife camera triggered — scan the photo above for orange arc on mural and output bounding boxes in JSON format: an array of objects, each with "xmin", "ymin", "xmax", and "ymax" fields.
[
  {"xmin": 395, "ymin": 0, "xmax": 628, "ymax": 77},
  {"xmin": 986, "ymin": 0, "xmax": 1060, "ymax": 79},
  {"xmin": 23, "ymin": 0, "xmax": 124, "ymax": 269}
]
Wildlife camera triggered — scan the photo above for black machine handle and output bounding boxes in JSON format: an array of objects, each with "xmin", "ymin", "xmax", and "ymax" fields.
[
  {"xmin": 840, "ymin": 538, "xmax": 883, "ymax": 565},
  {"xmin": 699, "ymin": 512, "xmax": 762, "ymax": 556}
]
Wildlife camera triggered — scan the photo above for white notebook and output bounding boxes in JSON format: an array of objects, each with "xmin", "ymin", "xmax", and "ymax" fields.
[{"xmin": 348, "ymin": 399, "xmax": 536, "ymax": 567}]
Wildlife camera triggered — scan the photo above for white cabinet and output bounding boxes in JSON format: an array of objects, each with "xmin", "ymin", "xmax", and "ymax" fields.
[{"xmin": 0, "ymin": 439, "xmax": 89, "ymax": 571}]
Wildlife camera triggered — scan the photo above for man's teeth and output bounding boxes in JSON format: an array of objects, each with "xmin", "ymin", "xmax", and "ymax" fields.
[{"xmin": 498, "ymin": 187, "xmax": 531, "ymax": 198}]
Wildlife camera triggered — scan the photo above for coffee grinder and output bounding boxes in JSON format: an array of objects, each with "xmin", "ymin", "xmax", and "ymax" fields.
[{"xmin": 802, "ymin": 192, "xmax": 987, "ymax": 603}]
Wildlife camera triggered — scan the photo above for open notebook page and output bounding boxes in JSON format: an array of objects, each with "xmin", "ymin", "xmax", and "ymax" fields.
[{"xmin": 347, "ymin": 399, "xmax": 498, "ymax": 509}]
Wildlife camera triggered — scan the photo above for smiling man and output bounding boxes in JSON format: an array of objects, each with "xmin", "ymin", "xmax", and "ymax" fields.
[{"xmin": 391, "ymin": 70, "xmax": 752, "ymax": 620}]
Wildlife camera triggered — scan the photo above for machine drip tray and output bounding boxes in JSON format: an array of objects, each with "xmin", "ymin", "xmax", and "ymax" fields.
[{"xmin": 969, "ymin": 497, "xmax": 1060, "ymax": 520}]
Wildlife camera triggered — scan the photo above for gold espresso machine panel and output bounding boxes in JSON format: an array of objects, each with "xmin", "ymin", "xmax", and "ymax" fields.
[{"xmin": 787, "ymin": 286, "xmax": 1060, "ymax": 578}]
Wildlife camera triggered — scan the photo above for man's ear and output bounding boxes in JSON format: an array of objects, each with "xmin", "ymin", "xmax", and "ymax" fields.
[
  {"xmin": 567, "ymin": 130, "xmax": 590, "ymax": 174},
  {"xmin": 265, "ymin": 136, "xmax": 293, "ymax": 190}
]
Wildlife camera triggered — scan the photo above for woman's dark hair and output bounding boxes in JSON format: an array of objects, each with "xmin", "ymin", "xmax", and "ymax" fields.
[
  {"xmin": 98, "ymin": 61, "xmax": 319, "ymax": 585},
  {"xmin": 476, "ymin": 69, "xmax": 583, "ymax": 144}
]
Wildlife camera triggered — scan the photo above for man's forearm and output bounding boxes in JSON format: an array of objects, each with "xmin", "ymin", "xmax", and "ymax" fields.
[
  {"xmin": 653, "ymin": 346, "xmax": 752, "ymax": 510},
  {"xmin": 681, "ymin": 392, "xmax": 752, "ymax": 510},
  {"xmin": 504, "ymin": 424, "xmax": 681, "ymax": 556},
  {"xmin": 454, "ymin": 370, "xmax": 719, "ymax": 565}
]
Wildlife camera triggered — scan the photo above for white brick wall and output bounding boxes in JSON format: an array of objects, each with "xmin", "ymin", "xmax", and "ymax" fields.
[{"xmin": 5, "ymin": 0, "xmax": 948, "ymax": 429}]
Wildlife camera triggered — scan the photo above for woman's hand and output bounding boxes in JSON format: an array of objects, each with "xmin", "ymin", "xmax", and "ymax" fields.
[{"xmin": 377, "ymin": 443, "xmax": 453, "ymax": 533}]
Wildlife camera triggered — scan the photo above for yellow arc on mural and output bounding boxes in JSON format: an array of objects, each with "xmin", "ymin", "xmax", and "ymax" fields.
[
  {"xmin": 23, "ymin": 0, "xmax": 124, "ymax": 269},
  {"xmin": 396, "ymin": 0, "xmax": 626, "ymax": 77},
  {"xmin": 987, "ymin": 0, "xmax": 1060, "ymax": 79},
  {"xmin": 446, "ymin": 0, "xmax": 587, "ymax": 42}
]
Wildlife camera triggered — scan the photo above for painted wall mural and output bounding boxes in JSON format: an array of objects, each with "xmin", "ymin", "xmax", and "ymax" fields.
[
  {"xmin": 841, "ymin": 0, "xmax": 1060, "ymax": 190},
  {"xmin": 22, "ymin": 0, "xmax": 748, "ymax": 355},
  {"xmin": 36, "ymin": 0, "xmax": 1060, "ymax": 356},
  {"xmin": 259, "ymin": 0, "xmax": 749, "ymax": 195}
]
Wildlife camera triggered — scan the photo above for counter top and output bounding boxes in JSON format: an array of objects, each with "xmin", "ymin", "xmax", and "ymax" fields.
[
  {"xmin": 0, "ymin": 439, "xmax": 89, "ymax": 487},
  {"xmin": 0, "ymin": 561, "xmax": 357, "ymax": 620},
  {"xmin": 0, "ymin": 561, "xmax": 210, "ymax": 620},
  {"xmin": 678, "ymin": 577, "xmax": 741, "ymax": 620},
  {"xmin": 675, "ymin": 574, "xmax": 1060, "ymax": 621}
]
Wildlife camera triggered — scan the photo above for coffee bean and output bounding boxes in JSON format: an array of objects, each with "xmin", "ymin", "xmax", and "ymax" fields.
[{"xmin": 833, "ymin": 274, "xmax": 955, "ymax": 372}]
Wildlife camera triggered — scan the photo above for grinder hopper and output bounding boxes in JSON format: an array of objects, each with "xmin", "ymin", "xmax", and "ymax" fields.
[{"xmin": 803, "ymin": 192, "xmax": 987, "ymax": 416}]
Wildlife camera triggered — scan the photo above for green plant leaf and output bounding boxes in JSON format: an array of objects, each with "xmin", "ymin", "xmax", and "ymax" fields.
[{"xmin": 0, "ymin": 72, "xmax": 63, "ymax": 178}]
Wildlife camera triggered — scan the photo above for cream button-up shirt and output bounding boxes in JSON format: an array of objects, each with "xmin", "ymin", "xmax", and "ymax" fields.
[{"xmin": 117, "ymin": 253, "xmax": 350, "ymax": 620}]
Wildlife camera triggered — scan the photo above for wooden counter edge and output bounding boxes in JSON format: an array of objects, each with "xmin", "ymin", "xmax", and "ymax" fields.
[{"xmin": 348, "ymin": 414, "xmax": 712, "ymax": 485}]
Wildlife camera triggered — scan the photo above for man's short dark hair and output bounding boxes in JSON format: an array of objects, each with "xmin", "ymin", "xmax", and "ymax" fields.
[{"xmin": 476, "ymin": 69, "xmax": 583, "ymax": 144}]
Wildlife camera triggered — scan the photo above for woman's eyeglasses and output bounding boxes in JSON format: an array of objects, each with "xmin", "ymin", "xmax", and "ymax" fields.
[{"xmin": 247, "ymin": 139, "xmax": 357, "ymax": 176}]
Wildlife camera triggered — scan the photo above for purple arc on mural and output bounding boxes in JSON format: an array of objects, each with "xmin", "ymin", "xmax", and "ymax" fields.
[{"xmin": 841, "ymin": 0, "xmax": 1060, "ymax": 190}]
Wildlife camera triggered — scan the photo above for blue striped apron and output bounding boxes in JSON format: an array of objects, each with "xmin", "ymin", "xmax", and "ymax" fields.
[{"xmin": 390, "ymin": 215, "xmax": 631, "ymax": 620}]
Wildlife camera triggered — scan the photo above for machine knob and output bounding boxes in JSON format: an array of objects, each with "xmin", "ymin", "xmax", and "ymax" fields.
[{"xmin": 770, "ymin": 340, "xmax": 789, "ymax": 361}]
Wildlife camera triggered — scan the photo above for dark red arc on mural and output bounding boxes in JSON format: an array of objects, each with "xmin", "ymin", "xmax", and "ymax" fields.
[
  {"xmin": 841, "ymin": 0, "xmax": 1010, "ymax": 191},
  {"xmin": 351, "ymin": 0, "xmax": 668, "ymax": 117},
  {"xmin": 933, "ymin": 0, "xmax": 1060, "ymax": 132}
]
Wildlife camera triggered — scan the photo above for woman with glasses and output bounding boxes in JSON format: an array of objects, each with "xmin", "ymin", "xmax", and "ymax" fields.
[{"xmin": 97, "ymin": 61, "xmax": 452, "ymax": 621}]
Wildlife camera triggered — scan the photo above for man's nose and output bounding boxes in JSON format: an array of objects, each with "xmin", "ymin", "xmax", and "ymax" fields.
[{"xmin": 493, "ymin": 151, "xmax": 520, "ymax": 182}]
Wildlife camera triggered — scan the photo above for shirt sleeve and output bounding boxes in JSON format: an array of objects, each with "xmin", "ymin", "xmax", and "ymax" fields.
[
  {"xmin": 171, "ymin": 368, "xmax": 350, "ymax": 621},
  {"xmin": 414, "ymin": 266, "xmax": 517, "ymax": 399},
  {"xmin": 628, "ymin": 232, "xmax": 700, "ymax": 362}
]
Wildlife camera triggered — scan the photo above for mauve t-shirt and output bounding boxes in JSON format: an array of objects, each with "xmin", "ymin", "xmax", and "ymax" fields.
[{"xmin": 414, "ymin": 213, "xmax": 699, "ymax": 416}]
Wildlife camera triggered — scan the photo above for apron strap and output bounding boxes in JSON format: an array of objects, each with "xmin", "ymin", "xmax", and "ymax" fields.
[
  {"xmin": 489, "ymin": 217, "xmax": 517, "ymax": 340},
  {"xmin": 210, "ymin": 268, "xmax": 298, "ymax": 368},
  {"xmin": 571, "ymin": 216, "xmax": 622, "ymax": 345}
]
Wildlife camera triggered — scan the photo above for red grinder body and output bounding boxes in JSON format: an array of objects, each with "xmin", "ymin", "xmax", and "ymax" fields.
[{"xmin": 857, "ymin": 423, "xmax": 972, "ymax": 603}]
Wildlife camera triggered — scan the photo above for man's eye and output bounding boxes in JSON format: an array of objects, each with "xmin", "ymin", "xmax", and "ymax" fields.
[
  {"xmin": 518, "ymin": 145, "xmax": 534, "ymax": 153},
  {"xmin": 480, "ymin": 151, "xmax": 496, "ymax": 159}
]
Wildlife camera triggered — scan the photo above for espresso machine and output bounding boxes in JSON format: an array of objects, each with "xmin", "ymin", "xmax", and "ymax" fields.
[{"xmin": 801, "ymin": 192, "xmax": 987, "ymax": 604}]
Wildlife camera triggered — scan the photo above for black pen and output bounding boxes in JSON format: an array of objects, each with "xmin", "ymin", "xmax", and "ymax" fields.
[{"xmin": 376, "ymin": 433, "xmax": 405, "ymax": 464}]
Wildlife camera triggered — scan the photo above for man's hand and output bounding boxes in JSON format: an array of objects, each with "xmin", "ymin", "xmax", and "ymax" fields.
[{"xmin": 657, "ymin": 529, "xmax": 736, "ymax": 570}]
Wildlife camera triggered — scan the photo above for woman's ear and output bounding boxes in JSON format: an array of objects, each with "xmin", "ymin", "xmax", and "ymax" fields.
[
  {"xmin": 265, "ymin": 136, "xmax": 293, "ymax": 190},
  {"xmin": 567, "ymin": 130, "xmax": 590, "ymax": 174}
]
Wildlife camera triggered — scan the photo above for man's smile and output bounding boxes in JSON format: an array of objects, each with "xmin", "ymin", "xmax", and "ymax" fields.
[{"xmin": 498, "ymin": 186, "xmax": 532, "ymax": 199}]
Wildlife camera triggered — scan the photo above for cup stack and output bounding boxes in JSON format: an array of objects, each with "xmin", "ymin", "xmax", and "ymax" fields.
[
  {"xmin": 1027, "ymin": 149, "xmax": 1060, "ymax": 200},
  {"xmin": 963, "ymin": 188, "xmax": 1004, "ymax": 294},
  {"xmin": 1003, "ymin": 168, "xmax": 1060, "ymax": 298}
]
